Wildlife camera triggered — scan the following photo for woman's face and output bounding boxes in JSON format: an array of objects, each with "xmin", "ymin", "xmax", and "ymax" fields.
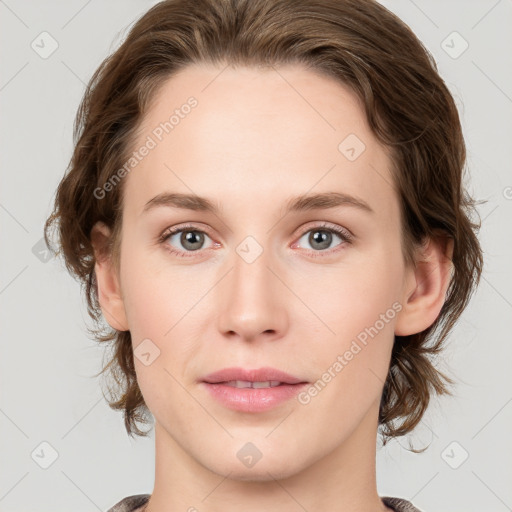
[{"xmin": 106, "ymin": 63, "xmax": 413, "ymax": 479}]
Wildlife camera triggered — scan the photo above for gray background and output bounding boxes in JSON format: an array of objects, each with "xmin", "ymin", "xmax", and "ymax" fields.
[{"xmin": 1, "ymin": 1, "xmax": 511, "ymax": 511}]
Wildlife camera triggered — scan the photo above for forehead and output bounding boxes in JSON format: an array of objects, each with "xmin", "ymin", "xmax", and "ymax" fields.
[{"xmin": 124, "ymin": 63, "xmax": 397, "ymax": 221}]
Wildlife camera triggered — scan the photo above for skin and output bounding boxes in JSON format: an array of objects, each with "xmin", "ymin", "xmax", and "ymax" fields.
[{"xmin": 91, "ymin": 63, "xmax": 453, "ymax": 512}]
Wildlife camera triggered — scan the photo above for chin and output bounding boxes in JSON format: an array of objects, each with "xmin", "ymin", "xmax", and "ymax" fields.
[
  {"xmin": 203, "ymin": 440, "xmax": 310, "ymax": 482},
  {"xmin": 210, "ymin": 459, "xmax": 302, "ymax": 483}
]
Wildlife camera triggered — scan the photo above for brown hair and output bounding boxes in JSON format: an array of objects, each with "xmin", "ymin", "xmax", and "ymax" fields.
[{"xmin": 44, "ymin": 0, "xmax": 483, "ymax": 445}]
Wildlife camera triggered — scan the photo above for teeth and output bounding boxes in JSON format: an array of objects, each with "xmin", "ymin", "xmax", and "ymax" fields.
[{"xmin": 223, "ymin": 380, "xmax": 283, "ymax": 388}]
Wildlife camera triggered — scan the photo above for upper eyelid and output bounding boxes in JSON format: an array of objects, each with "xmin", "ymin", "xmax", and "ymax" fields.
[
  {"xmin": 161, "ymin": 221, "xmax": 350, "ymax": 238},
  {"xmin": 160, "ymin": 222, "xmax": 352, "ymax": 248}
]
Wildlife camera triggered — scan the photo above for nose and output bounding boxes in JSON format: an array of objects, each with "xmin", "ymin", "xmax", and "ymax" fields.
[{"xmin": 216, "ymin": 244, "xmax": 288, "ymax": 342}]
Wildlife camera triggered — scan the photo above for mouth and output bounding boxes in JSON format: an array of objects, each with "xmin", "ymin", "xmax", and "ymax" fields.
[
  {"xmin": 200, "ymin": 367, "xmax": 309, "ymax": 412},
  {"xmin": 201, "ymin": 366, "xmax": 307, "ymax": 386},
  {"xmin": 217, "ymin": 380, "xmax": 296, "ymax": 388}
]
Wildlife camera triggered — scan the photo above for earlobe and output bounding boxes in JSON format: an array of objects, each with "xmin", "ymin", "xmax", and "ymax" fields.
[
  {"xmin": 90, "ymin": 221, "xmax": 129, "ymax": 332},
  {"xmin": 395, "ymin": 235, "xmax": 454, "ymax": 336}
]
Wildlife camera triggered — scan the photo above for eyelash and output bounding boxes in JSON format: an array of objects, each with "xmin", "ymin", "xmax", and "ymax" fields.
[{"xmin": 157, "ymin": 222, "xmax": 353, "ymax": 259}]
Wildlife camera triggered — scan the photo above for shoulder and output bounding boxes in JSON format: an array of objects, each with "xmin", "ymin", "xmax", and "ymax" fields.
[
  {"xmin": 106, "ymin": 493, "xmax": 421, "ymax": 512},
  {"xmin": 106, "ymin": 493, "xmax": 151, "ymax": 512},
  {"xmin": 381, "ymin": 496, "xmax": 424, "ymax": 512}
]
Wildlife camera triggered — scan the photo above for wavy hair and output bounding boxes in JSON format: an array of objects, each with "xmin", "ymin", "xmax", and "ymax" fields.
[{"xmin": 44, "ymin": 0, "xmax": 483, "ymax": 445}]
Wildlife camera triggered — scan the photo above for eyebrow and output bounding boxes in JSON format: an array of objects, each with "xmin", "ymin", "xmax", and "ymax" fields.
[{"xmin": 141, "ymin": 191, "xmax": 374, "ymax": 216}]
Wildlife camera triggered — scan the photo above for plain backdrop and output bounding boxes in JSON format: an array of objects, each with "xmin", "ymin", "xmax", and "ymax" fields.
[{"xmin": 1, "ymin": 1, "xmax": 511, "ymax": 511}]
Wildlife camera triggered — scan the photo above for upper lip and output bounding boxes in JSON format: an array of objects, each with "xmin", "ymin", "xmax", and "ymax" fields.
[{"xmin": 201, "ymin": 367, "xmax": 307, "ymax": 384}]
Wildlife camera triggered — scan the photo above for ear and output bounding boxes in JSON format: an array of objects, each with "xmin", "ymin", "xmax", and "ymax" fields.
[
  {"xmin": 395, "ymin": 234, "xmax": 454, "ymax": 336},
  {"xmin": 90, "ymin": 221, "xmax": 129, "ymax": 332}
]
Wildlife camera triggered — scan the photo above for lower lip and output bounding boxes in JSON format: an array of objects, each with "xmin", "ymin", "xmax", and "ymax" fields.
[{"xmin": 201, "ymin": 382, "xmax": 308, "ymax": 412}]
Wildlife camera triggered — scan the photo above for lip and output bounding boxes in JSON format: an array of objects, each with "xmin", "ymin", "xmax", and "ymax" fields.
[
  {"xmin": 200, "ymin": 367, "xmax": 309, "ymax": 413},
  {"xmin": 201, "ymin": 366, "xmax": 305, "ymax": 385}
]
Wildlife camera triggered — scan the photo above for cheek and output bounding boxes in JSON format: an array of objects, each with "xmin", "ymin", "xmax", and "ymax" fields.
[
  {"xmin": 300, "ymin": 251, "xmax": 402, "ymax": 340},
  {"xmin": 297, "ymin": 273, "xmax": 399, "ymax": 435},
  {"xmin": 295, "ymin": 245, "xmax": 403, "ymax": 396},
  {"xmin": 120, "ymin": 249, "xmax": 205, "ymax": 420},
  {"xmin": 119, "ymin": 246, "xmax": 218, "ymax": 384},
  {"xmin": 119, "ymin": 244, "xmax": 191, "ymax": 337}
]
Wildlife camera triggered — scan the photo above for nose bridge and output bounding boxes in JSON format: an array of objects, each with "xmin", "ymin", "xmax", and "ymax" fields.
[
  {"xmin": 231, "ymin": 240, "xmax": 276, "ymax": 311},
  {"xmin": 216, "ymin": 238, "xmax": 287, "ymax": 339}
]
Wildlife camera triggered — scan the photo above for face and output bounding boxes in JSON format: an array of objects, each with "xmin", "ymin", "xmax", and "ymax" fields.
[{"xmin": 105, "ymin": 63, "xmax": 413, "ymax": 479}]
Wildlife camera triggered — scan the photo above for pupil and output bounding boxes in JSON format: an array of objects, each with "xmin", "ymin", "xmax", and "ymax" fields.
[
  {"xmin": 182, "ymin": 231, "xmax": 203, "ymax": 251},
  {"xmin": 311, "ymin": 230, "xmax": 331, "ymax": 250}
]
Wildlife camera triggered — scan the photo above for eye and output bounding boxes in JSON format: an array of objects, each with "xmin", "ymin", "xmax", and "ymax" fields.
[
  {"xmin": 158, "ymin": 222, "xmax": 352, "ymax": 259},
  {"xmin": 294, "ymin": 223, "xmax": 352, "ymax": 257},
  {"xmin": 159, "ymin": 224, "xmax": 215, "ymax": 257}
]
